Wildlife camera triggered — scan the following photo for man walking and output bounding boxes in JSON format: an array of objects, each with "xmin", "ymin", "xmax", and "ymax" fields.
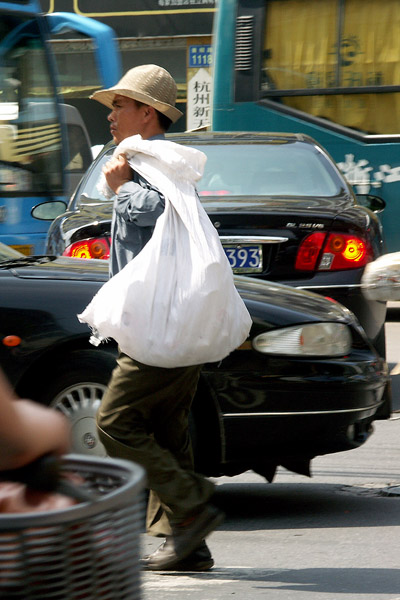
[{"xmin": 91, "ymin": 65, "xmax": 224, "ymax": 571}]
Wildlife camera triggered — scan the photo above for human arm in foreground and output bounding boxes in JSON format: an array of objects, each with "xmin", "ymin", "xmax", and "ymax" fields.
[{"xmin": 0, "ymin": 369, "xmax": 70, "ymax": 470}]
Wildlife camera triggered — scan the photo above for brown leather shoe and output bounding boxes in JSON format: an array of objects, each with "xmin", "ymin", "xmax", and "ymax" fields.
[
  {"xmin": 141, "ymin": 540, "xmax": 214, "ymax": 571},
  {"xmin": 141, "ymin": 504, "xmax": 224, "ymax": 570}
]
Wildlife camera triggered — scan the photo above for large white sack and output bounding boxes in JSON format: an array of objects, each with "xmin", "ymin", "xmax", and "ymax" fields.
[{"xmin": 78, "ymin": 135, "xmax": 252, "ymax": 367}]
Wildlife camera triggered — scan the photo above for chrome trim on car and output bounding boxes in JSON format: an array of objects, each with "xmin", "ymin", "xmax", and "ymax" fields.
[
  {"xmin": 222, "ymin": 404, "xmax": 381, "ymax": 417},
  {"xmin": 297, "ymin": 284, "xmax": 362, "ymax": 290},
  {"xmin": 219, "ymin": 236, "xmax": 288, "ymax": 244}
]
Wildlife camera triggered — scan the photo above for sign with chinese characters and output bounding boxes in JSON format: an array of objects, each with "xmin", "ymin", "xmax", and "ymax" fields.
[
  {"xmin": 187, "ymin": 67, "xmax": 212, "ymax": 130},
  {"xmin": 188, "ymin": 44, "xmax": 212, "ymax": 68},
  {"xmin": 41, "ymin": 0, "xmax": 216, "ymax": 37},
  {"xmin": 337, "ymin": 154, "xmax": 400, "ymax": 194},
  {"xmin": 187, "ymin": 43, "xmax": 212, "ymax": 130}
]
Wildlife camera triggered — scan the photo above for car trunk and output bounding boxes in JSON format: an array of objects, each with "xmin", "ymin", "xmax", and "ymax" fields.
[{"xmin": 202, "ymin": 195, "xmax": 341, "ymax": 280}]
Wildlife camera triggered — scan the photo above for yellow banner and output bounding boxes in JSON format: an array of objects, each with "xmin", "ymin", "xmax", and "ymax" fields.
[{"xmin": 263, "ymin": 0, "xmax": 400, "ymax": 134}]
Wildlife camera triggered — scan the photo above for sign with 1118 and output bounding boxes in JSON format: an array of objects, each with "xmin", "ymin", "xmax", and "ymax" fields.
[{"xmin": 188, "ymin": 45, "xmax": 212, "ymax": 68}]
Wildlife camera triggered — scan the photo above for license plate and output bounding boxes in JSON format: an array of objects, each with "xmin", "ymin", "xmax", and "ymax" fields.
[{"xmin": 223, "ymin": 244, "xmax": 263, "ymax": 273}]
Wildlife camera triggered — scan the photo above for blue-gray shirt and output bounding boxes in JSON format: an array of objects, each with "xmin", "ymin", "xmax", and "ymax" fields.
[{"xmin": 109, "ymin": 136, "xmax": 166, "ymax": 278}]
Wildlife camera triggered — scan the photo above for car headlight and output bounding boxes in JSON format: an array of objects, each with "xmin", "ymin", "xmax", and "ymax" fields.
[{"xmin": 253, "ymin": 322, "xmax": 352, "ymax": 356}]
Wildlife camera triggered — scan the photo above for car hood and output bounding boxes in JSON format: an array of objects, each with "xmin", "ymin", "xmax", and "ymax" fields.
[
  {"xmin": 201, "ymin": 194, "xmax": 350, "ymax": 218},
  {"xmin": 235, "ymin": 275, "xmax": 352, "ymax": 325},
  {"xmin": 201, "ymin": 195, "xmax": 357, "ymax": 234},
  {"xmin": 75, "ymin": 194, "xmax": 350, "ymax": 223},
  {"xmin": 3, "ymin": 257, "xmax": 351, "ymax": 327},
  {"xmin": 69, "ymin": 202, "xmax": 113, "ymax": 225},
  {"xmin": 7, "ymin": 256, "xmax": 110, "ymax": 282},
  {"xmin": 54, "ymin": 194, "xmax": 354, "ymax": 251}
]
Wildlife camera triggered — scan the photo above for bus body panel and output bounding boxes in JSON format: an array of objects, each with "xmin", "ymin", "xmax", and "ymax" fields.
[{"xmin": 0, "ymin": 197, "xmax": 50, "ymax": 255}]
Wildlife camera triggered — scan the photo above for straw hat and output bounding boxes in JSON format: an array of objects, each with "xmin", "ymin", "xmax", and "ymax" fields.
[{"xmin": 91, "ymin": 64, "xmax": 183, "ymax": 123}]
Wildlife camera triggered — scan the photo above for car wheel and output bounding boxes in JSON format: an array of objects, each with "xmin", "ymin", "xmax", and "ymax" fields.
[{"xmin": 41, "ymin": 349, "xmax": 116, "ymax": 457}]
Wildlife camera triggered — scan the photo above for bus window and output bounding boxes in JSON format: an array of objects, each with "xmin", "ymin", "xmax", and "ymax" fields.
[
  {"xmin": 0, "ymin": 16, "xmax": 63, "ymax": 195},
  {"xmin": 262, "ymin": 0, "xmax": 400, "ymax": 134}
]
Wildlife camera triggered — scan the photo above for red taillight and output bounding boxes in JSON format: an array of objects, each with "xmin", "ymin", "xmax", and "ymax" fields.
[
  {"xmin": 295, "ymin": 232, "xmax": 326, "ymax": 271},
  {"xmin": 63, "ymin": 237, "xmax": 110, "ymax": 260},
  {"xmin": 295, "ymin": 232, "xmax": 371, "ymax": 271}
]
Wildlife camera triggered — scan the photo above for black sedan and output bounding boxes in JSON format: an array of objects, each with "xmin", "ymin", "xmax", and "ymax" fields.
[
  {"xmin": 46, "ymin": 132, "xmax": 388, "ymax": 362},
  {"xmin": 0, "ymin": 242, "xmax": 389, "ymax": 481}
]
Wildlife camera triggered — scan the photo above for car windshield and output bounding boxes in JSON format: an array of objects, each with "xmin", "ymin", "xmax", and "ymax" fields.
[{"xmin": 76, "ymin": 140, "xmax": 343, "ymax": 206}]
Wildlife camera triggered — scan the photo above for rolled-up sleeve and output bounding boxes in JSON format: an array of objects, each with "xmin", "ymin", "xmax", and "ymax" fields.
[{"xmin": 116, "ymin": 180, "xmax": 165, "ymax": 227}]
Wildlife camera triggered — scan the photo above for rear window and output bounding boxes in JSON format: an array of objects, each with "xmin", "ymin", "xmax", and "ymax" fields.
[
  {"xmin": 196, "ymin": 142, "xmax": 343, "ymax": 197},
  {"xmin": 76, "ymin": 140, "xmax": 344, "ymax": 207},
  {"xmin": 76, "ymin": 149, "xmax": 114, "ymax": 205}
]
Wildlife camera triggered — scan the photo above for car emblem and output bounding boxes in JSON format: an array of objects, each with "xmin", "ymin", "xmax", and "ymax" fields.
[
  {"xmin": 286, "ymin": 222, "xmax": 325, "ymax": 229},
  {"xmin": 83, "ymin": 432, "xmax": 97, "ymax": 449}
]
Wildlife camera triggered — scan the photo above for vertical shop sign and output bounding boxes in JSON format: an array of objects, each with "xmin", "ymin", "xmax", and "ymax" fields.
[{"xmin": 187, "ymin": 44, "xmax": 212, "ymax": 130}]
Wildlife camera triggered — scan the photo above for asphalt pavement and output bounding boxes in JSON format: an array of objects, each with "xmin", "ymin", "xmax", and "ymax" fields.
[
  {"xmin": 138, "ymin": 305, "xmax": 400, "ymax": 599},
  {"xmin": 140, "ymin": 415, "xmax": 400, "ymax": 600}
]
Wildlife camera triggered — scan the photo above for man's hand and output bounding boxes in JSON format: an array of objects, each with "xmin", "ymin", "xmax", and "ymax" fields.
[
  {"xmin": 103, "ymin": 154, "xmax": 133, "ymax": 194},
  {"xmin": 0, "ymin": 369, "xmax": 71, "ymax": 470}
]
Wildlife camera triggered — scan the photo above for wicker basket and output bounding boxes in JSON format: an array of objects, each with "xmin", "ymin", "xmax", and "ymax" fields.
[{"xmin": 0, "ymin": 455, "xmax": 146, "ymax": 599}]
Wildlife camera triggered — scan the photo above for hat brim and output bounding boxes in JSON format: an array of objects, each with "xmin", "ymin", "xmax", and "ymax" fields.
[{"xmin": 90, "ymin": 87, "xmax": 183, "ymax": 123}]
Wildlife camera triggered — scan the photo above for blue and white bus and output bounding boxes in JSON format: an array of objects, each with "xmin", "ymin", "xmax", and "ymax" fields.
[{"xmin": 0, "ymin": 0, "xmax": 121, "ymax": 255}]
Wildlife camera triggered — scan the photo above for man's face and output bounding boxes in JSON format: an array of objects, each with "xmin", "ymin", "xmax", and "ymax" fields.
[{"xmin": 108, "ymin": 95, "xmax": 147, "ymax": 144}]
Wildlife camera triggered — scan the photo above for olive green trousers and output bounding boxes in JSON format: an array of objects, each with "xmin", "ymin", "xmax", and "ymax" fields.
[{"xmin": 96, "ymin": 352, "xmax": 215, "ymax": 537}]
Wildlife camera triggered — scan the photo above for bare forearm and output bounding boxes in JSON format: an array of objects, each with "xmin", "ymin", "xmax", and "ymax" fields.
[
  {"xmin": 1, "ymin": 400, "xmax": 70, "ymax": 469},
  {"xmin": 0, "ymin": 371, "xmax": 70, "ymax": 470}
]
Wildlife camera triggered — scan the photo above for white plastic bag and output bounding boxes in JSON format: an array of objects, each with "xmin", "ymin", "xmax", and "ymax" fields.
[
  {"xmin": 78, "ymin": 135, "xmax": 252, "ymax": 368},
  {"xmin": 361, "ymin": 252, "xmax": 400, "ymax": 301}
]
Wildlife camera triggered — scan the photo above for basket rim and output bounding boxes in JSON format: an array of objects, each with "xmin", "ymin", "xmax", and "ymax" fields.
[{"xmin": 0, "ymin": 454, "xmax": 146, "ymax": 529}]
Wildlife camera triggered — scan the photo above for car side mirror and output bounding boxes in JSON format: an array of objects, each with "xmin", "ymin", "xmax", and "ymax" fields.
[
  {"xmin": 31, "ymin": 201, "xmax": 67, "ymax": 221},
  {"xmin": 356, "ymin": 194, "xmax": 386, "ymax": 214}
]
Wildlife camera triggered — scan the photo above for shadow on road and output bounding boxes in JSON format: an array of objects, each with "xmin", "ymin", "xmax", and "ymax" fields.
[
  {"xmin": 155, "ymin": 566, "xmax": 400, "ymax": 595},
  {"xmin": 213, "ymin": 481, "xmax": 400, "ymax": 531}
]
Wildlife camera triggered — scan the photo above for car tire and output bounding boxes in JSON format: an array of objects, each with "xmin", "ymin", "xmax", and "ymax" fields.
[{"xmin": 40, "ymin": 349, "xmax": 116, "ymax": 457}]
